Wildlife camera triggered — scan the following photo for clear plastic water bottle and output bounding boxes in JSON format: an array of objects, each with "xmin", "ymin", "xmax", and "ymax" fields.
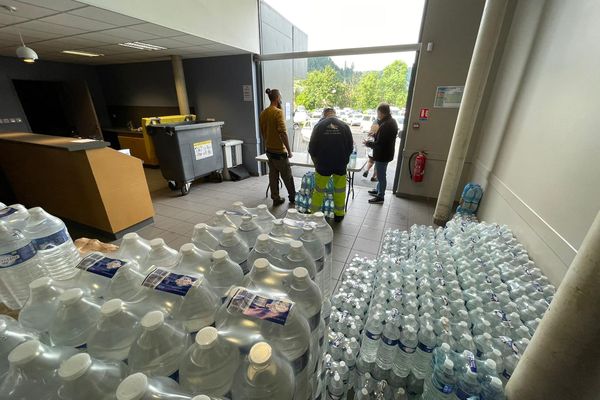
[
  {"xmin": 18, "ymin": 276, "xmax": 63, "ymax": 333},
  {"xmin": 211, "ymin": 210, "xmax": 237, "ymax": 229},
  {"xmin": 0, "ymin": 316, "xmax": 39, "ymax": 377},
  {"xmin": 0, "ymin": 224, "xmax": 44, "ymax": 309},
  {"xmin": 423, "ymin": 358, "xmax": 456, "ymax": 400},
  {"xmin": 480, "ymin": 376, "xmax": 506, "ymax": 400},
  {"xmin": 116, "ymin": 373, "xmax": 190, "ymax": 400},
  {"xmin": 300, "ymin": 226, "xmax": 326, "ymax": 294},
  {"xmin": 232, "ymin": 342, "xmax": 295, "ymax": 400},
  {"xmin": 0, "ymin": 340, "xmax": 78, "ymax": 399},
  {"xmin": 392, "ymin": 325, "xmax": 417, "ymax": 379},
  {"xmin": 255, "ymin": 204, "xmax": 276, "ymax": 232},
  {"xmin": 73, "ymin": 252, "xmax": 141, "ymax": 299},
  {"xmin": 167, "ymin": 272, "xmax": 221, "ymax": 333},
  {"xmin": 247, "ymin": 234, "xmax": 275, "ymax": 268},
  {"xmin": 57, "ymin": 353, "xmax": 127, "ymax": 399},
  {"xmin": 49, "ymin": 288, "xmax": 102, "ymax": 348},
  {"xmin": 412, "ymin": 325, "xmax": 436, "ymax": 379},
  {"xmin": 192, "ymin": 223, "xmax": 220, "ymax": 252},
  {"xmin": 117, "ymin": 232, "xmax": 151, "ymax": 265},
  {"xmin": 311, "ymin": 212, "xmax": 333, "ymax": 295},
  {"xmin": 500, "ymin": 352, "xmax": 520, "ymax": 385},
  {"xmin": 326, "ymin": 371, "xmax": 346, "ymax": 399},
  {"xmin": 455, "ymin": 368, "xmax": 481, "ymax": 400},
  {"xmin": 179, "ymin": 327, "xmax": 240, "ymax": 397},
  {"xmin": 238, "ymin": 215, "xmax": 262, "ymax": 249},
  {"xmin": 87, "ymin": 298, "xmax": 141, "ymax": 361},
  {"xmin": 217, "ymin": 227, "xmax": 250, "ymax": 274},
  {"xmin": 349, "ymin": 145, "xmax": 357, "ymax": 169},
  {"xmin": 23, "ymin": 207, "xmax": 80, "ymax": 281},
  {"xmin": 474, "ymin": 332, "xmax": 496, "ymax": 357},
  {"xmin": 354, "ymin": 387, "xmax": 371, "ymax": 400},
  {"xmin": 205, "ymin": 250, "xmax": 244, "ymax": 300},
  {"xmin": 175, "ymin": 243, "xmax": 212, "ymax": 276},
  {"xmin": 270, "ymin": 219, "xmax": 287, "ymax": 237},
  {"xmin": 127, "ymin": 310, "xmax": 191, "ymax": 379},
  {"xmin": 376, "ymin": 319, "xmax": 400, "ymax": 371},
  {"xmin": 285, "ymin": 240, "xmax": 317, "ymax": 279},
  {"xmin": 360, "ymin": 314, "xmax": 383, "ymax": 363},
  {"xmin": 142, "ymin": 239, "xmax": 178, "ymax": 272},
  {"xmin": 0, "ymin": 203, "xmax": 29, "ymax": 230}
]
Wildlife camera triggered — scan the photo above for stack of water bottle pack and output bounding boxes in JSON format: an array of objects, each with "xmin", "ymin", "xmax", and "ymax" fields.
[
  {"xmin": 0, "ymin": 201, "xmax": 337, "ymax": 399},
  {"xmin": 295, "ymin": 171, "xmax": 337, "ymax": 218},
  {"xmin": 321, "ymin": 214, "xmax": 555, "ymax": 399}
]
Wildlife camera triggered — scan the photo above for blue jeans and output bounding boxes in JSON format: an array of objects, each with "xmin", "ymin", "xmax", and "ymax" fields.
[{"xmin": 375, "ymin": 161, "xmax": 388, "ymax": 198}]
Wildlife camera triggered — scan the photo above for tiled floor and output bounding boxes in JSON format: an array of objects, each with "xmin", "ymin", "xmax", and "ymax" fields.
[{"xmin": 132, "ymin": 168, "xmax": 437, "ymax": 292}]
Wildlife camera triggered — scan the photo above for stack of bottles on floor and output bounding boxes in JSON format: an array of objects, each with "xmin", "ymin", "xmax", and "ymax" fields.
[
  {"xmin": 0, "ymin": 201, "xmax": 334, "ymax": 400},
  {"xmin": 295, "ymin": 171, "xmax": 337, "ymax": 218},
  {"xmin": 322, "ymin": 214, "xmax": 554, "ymax": 399}
]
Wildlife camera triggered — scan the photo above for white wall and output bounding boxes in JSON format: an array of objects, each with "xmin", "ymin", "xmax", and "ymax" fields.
[
  {"xmin": 80, "ymin": 0, "xmax": 260, "ymax": 53},
  {"xmin": 471, "ymin": 0, "xmax": 600, "ymax": 285}
]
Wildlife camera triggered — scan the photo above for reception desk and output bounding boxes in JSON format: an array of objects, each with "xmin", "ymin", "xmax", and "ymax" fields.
[{"xmin": 0, "ymin": 132, "xmax": 154, "ymax": 238}]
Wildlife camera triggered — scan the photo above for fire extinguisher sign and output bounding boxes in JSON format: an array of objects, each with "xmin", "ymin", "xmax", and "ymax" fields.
[{"xmin": 419, "ymin": 108, "xmax": 430, "ymax": 121}]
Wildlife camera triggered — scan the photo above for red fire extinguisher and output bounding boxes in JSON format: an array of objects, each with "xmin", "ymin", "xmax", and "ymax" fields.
[{"xmin": 409, "ymin": 151, "xmax": 427, "ymax": 182}]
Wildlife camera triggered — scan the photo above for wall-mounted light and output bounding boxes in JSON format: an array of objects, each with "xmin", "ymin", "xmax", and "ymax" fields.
[{"xmin": 1, "ymin": 5, "xmax": 38, "ymax": 63}]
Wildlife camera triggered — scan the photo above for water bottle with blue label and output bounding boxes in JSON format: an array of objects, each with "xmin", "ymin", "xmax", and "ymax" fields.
[
  {"xmin": 300, "ymin": 225, "xmax": 326, "ymax": 296},
  {"xmin": 179, "ymin": 327, "xmax": 240, "ymax": 398},
  {"xmin": 23, "ymin": 207, "xmax": 80, "ymax": 281},
  {"xmin": 0, "ymin": 203, "xmax": 29, "ymax": 231},
  {"xmin": 217, "ymin": 228, "xmax": 250, "ymax": 274},
  {"xmin": 455, "ymin": 368, "xmax": 481, "ymax": 400},
  {"xmin": 116, "ymin": 372, "xmax": 190, "ymax": 400},
  {"xmin": 360, "ymin": 314, "xmax": 383, "ymax": 364},
  {"xmin": 0, "ymin": 224, "xmax": 44, "ymax": 309},
  {"xmin": 422, "ymin": 358, "xmax": 456, "ymax": 400},
  {"xmin": 412, "ymin": 325, "xmax": 436, "ymax": 379},
  {"xmin": 311, "ymin": 212, "xmax": 333, "ymax": 296},
  {"xmin": 57, "ymin": 353, "xmax": 127, "ymax": 400},
  {"xmin": 127, "ymin": 310, "xmax": 191, "ymax": 380},
  {"xmin": 49, "ymin": 288, "xmax": 102, "ymax": 348},
  {"xmin": 18, "ymin": 276, "xmax": 63, "ymax": 334},
  {"xmin": 0, "ymin": 315, "xmax": 39, "ymax": 378},
  {"xmin": 376, "ymin": 318, "xmax": 400, "ymax": 371}
]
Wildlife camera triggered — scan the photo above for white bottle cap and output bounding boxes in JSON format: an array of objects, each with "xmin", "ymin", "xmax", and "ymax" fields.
[
  {"xmin": 440, "ymin": 342, "xmax": 451, "ymax": 351},
  {"xmin": 249, "ymin": 342, "xmax": 272, "ymax": 367},
  {"xmin": 313, "ymin": 211, "xmax": 324, "ymax": 218},
  {"xmin": 490, "ymin": 376, "xmax": 503, "ymax": 389},
  {"xmin": 216, "ymin": 210, "xmax": 226, "ymax": 216},
  {"xmin": 195, "ymin": 223, "xmax": 208, "ymax": 231},
  {"xmin": 8, "ymin": 340, "xmax": 42, "ymax": 366},
  {"xmin": 180, "ymin": 243, "xmax": 195, "ymax": 254},
  {"xmin": 443, "ymin": 359, "xmax": 454, "ymax": 369},
  {"xmin": 485, "ymin": 359, "xmax": 497, "ymax": 371},
  {"xmin": 241, "ymin": 215, "xmax": 252, "ymax": 222},
  {"xmin": 192, "ymin": 396, "xmax": 211, "ymax": 400},
  {"xmin": 290, "ymin": 240, "xmax": 303, "ymax": 250},
  {"xmin": 101, "ymin": 298, "xmax": 124, "ymax": 317},
  {"xmin": 273, "ymin": 219, "xmax": 283, "ymax": 226},
  {"xmin": 123, "ymin": 232, "xmax": 139, "ymax": 241},
  {"xmin": 293, "ymin": 267, "xmax": 309, "ymax": 280},
  {"xmin": 493, "ymin": 348, "xmax": 502, "ymax": 356},
  {"xmin": 483, "ymin": 332, "xmax": 492, "ymax": 339},
  {"xmin": 59, "ymin": 288, "xmax": 84, "ymax": 305},
  {"xmin": 195, "ymin": 326, "xmax": 218, "ymax": 348},
  {"xmin": 213, "ymin": 250, "xmax": 228, "ymax": 262},
  {"xmin": 222, "ymin": 227, "xmax": 235, "ymax": 236},
  {"xmin": 58, "ymin": 353, "xmax": 92, "ymax": 381},
  {"xmin": 257, "ymin": 234, "xmax": 270, "ymax": 243},
  {"xmin": 287, "ymin": 209, "xmax": 298, "ymax": 215},
  {"xmin": 150, "ymin": 238, "xmax": 165, "ymax": 248},
  {"xmin": 232, "ymin": 201, "xmax": 244, "ymax": 207},
  {"xmin": 30, "ymin": 276, "xmax": 52, "ymax": 289},
  {"xmin": 463, "ymin": 333, "xmax": 473, "ymax": 340},
  {"xmin": 116, "ymin": 373, "xmax": 148, "ymax": 400},
  {"xmin": 361, "ymin": 388, "xmax": 368, "ymax": 395},
  {"xmin": 257, "ymin": 204, "xmax": 267, "ymax": 210},
  {"xmin": 253, "ymin": 258, "xmax": 270, "ymax": 271},
  {"xmin": 141, "ymin": 311, "xmax": 164, "ymax": 330}
]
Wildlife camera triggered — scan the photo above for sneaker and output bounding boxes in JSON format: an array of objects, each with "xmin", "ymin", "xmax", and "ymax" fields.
[
  {"xmin": 370, "ymin": 177, "xmax": 378, "ymax": 182},
  {"xmin": 272, "ymin": 197, "xmax": 285, "ymax": 206},
  {"xmin": 362, "ymin": 171, "xmax": 368, "ymax": 178},
  {"xmin": 368, "ymin": 197, "xmax": 384, "ymax": 204},
  {"xmin": 368, "ymin": 190, "xmax": 378, "ymax": 196},
  {"xmin": 334, "ymin": 215, "xmax": 344, "ymax": 223}
]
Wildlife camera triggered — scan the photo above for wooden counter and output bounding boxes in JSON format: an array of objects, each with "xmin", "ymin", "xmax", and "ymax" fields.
[{"xmin": 0, "ymin": 132, "xmax": 154, "ymax": 238}]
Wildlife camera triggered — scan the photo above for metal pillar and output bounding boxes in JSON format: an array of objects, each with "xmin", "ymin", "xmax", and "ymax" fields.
[{"xmin": 171, "ymin": 55, "xmax": 190, "ymax": 115}]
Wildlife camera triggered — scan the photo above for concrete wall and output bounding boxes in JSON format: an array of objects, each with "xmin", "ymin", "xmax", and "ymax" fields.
[
  {"xmin": 79, "ymin": 0, "xmax": 260, "ymax": 53},
  {"xmin": 0, "ymin": 56, "xmax": 109, "ymax": 133},
  {"xmin": 396, "ymin": 0, "xmax": 484, "ymax": 198},
  {"xmin": 469, "ymin": 0, "xmax": 600, "ymax": 285}
]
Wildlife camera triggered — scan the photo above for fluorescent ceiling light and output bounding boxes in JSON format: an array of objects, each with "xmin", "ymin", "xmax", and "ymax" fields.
[
  {"xmin": 62, "ymin": 50, "xmax": 104, "ymax": 57},
  {"xmin": 118, "ymin": 42, "xmax": 166, "ymax": 51}
]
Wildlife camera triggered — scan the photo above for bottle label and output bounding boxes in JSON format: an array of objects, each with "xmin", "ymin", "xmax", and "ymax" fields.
[
  {"xmin": 381, "ymin": 334, "xmax": 398, "ymax": 346},
  {"xmin": 466, "ymin": 351, "xmax": 477, "ymax": 373},
  {"xmin": 393, "ymin": 288, "xmax": 403, "ymax": 301},
  {"xmin": 436, "ymin": 383, "xmax": 454, "ymax": 394},
  {"xmin": 226, "ymin": 288, "xmax": 293, "ymax": 326},
  {"xmin": 32, "ymin": 228, "xmax": 70, "ymax": 250},
  {"xmin": 399, "ymin": 341, "xmax": 416, "ymax": 354},
  {"xmin": 316, "ymin": 256, "xmax": 325, "ymax": 273},
  {"xmin": 455, "ymin": 387, "xmax": 472, "ymax": 399},
  {"xmin": 307, "ymin": 311, "xmax": 321, "ymax": 331},
  {"xmin": 500, "ymin": 336, "xmax": 519, "ymax": 354},
  {"xmin": 502, "ymin": 369, "xmax": 512, "ymax": 380},
  {"xmin": 76, "ymin": 253, "xmax": 127, "ymax": 278},
  {"xmin": 142, "ymin": 268, "xmax": 199, "ymax": 296},
  {"xmin": 291, "ymin": 348, "xmax": 310, "ymax": 373},
  {"xmin": 0, "ymin": 243, "xmax": 36, "ymax": 268},
  {"xmin": 365, "ymin": 330, "xmax": 381, "ymax": 341},
  {"xmin": 417, "ymin": 342, "xmax": 434, "ymax": 353},
  {"xmin": 0, "ymin": 207, "xmax": 17, "ymax": 219}
]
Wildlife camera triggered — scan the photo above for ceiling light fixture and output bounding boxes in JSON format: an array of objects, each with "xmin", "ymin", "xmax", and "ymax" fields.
[
  {"xmin": 2, "ymin": 5, "xmax": 38, "ymax": 63},
  {"xmin": 118, "ymin": 41, "xmax": 166, "ymax": 51},
  {"xmin": 62, "ymin": 50, "xmax": 104, "ymax": 57}
]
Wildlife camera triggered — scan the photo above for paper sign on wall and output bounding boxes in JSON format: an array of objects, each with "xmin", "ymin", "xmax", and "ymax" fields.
[
  {"xmin": 285, "ymin": 102, "xmax": 291, "ymax": 121},
  {"xmin": 193, "ymin": 140, "xmax": 213, "ymax": 160},
  {"xmin": 434, "ymin": 86, "xmax": 464, "ymax": 108},
  {"xmin": 419, "ymin": 108, "xmax": 430, "ymax": 121},
  {"xmin": 242, "ymin": 85, "xmax": 252, "ymax": 102}
]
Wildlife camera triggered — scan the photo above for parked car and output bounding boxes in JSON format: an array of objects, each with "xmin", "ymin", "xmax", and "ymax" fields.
[
  {"xmin": 293, "ymin": 110, "xmax": 309, "ymax": 128},
  {"xmin": 350, "ymin": 113, "xmax": 363, "ymax": 126},
  {"xmin": 311, "ymin": 109, "xmax": 323, "ymax": 118},
  {"xmin": 361, "ymin": 115, "xmax": 377, "ymax": 133}
]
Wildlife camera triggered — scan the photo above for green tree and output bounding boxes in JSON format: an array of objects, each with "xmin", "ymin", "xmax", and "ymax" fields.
[
  {"xmin": 353, "ymin": 71, "xmax": 383, "ymax": 110},
  {"xmin": 380, "ymin": 60, "xmax": 409, "ymax": 107},
  {"xmin": 295, "ymin": 66, "xmax": 346, "ymax": 110}
]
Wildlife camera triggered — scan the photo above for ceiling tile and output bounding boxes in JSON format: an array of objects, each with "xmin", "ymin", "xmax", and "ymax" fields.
[
  {"xmin": 171, "ymin": 35, "xmax": 217, "ymax": 46},
  {"xmin": 38, "ymin": 13, "xmax": 116, "ymax": 31},
  {"xmin": 0, "ymin": 25, "xmax": 64, "ymax": 40},
  {"xmin": 76, "ymin": 31, "xmax": 129, "ymax": 43},
  {"xmin": 1, "ymin": 0, "xmax": 58, "ymax": 19},
  {"xmin": 16, "ymin": 0, "xmax": 84, "ymax": 12},
  {"xmin": 140, "ymin": 37, "xmax": 191, "ymax": 49},
  {"xmin": 67, "ymin": 6, "xmax": 142, "ymax": 26},
  {"xmin": 0, "ymin": 12, "xmax": 28, "ymax": 25},
  {"xmin": 84, "ymin": 44, "xmax": 139, "ymax": 55},
  {"xmin": 35, "ymin": 36, "xmax": 107, "ymax": 49},
  {"xmin": 101, "ymin": 27, "xmax": 159, "ymax": 41},
  {"xmin": 18, "ymin": 19, "xmax": 87, "ymax": 35},
  {"xmin": 128, "ymin": 22, "xmax": 183, "ymax": 38}
]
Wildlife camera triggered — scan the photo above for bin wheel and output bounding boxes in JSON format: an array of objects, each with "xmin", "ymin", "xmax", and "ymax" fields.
[
  {"xmin": 168, "ymin": 181, "xmax": 178, "ymax": 191},
  {"xmin": 180, "ymin": 182, "xmax": 191, "ymax": 196}
]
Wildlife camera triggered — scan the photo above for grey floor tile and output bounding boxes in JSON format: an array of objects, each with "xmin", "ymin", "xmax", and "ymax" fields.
[
  {"xmin": 332, "ymin": 245, "xmax": 351, "ymax": 263},
  {"xmin": 357, "ymin": 227, "xmax": 384, "ymax": 241},
  {"xmin": 167, "ymin": 235, "xmax": 192, "ymax": 250},
  {"xmin": 333, "ymin": 222, "xmax": 361, "ymax": 236},
  {"xmin": 334, "ymin": 233, "xmax": 357, "ymax": 249},
  {"xmin": 332, "ymin": 261, "xmax": 345, "ymax": 281},
  {"xmin": 352, "ymin": 238, "xmax": 381, "ymax": 255},
  {"xmin": 361, "ymin": 218, "xmax": 387, "ymax": 230}
]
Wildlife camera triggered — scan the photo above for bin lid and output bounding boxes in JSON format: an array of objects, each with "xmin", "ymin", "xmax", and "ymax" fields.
[
  {"xmin": 147, "ymin": 121, "xmax": 224, "ymax": 135},
  {"xmin": 221, "ymin": 139, "xmax": 244, "ymax": 146}
]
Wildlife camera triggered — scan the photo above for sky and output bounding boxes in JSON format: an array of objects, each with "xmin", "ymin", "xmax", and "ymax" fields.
[{"xmin": 264, "ymin": 0, "xmax": 426, "ymax": 71}]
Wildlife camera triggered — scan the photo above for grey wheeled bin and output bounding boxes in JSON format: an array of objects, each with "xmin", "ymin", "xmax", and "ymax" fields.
[{"xmin": 147, "ymin": 121, "xmax": 225, "ymax": 195}]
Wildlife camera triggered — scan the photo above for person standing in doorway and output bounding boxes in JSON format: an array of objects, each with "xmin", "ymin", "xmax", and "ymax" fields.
[
  {"xmin": 308, "ymin": 107, "xmax": 354, "ymax": 222},
  {"xmin": 364, "ymin": 103, "xmax": 398, "ymax": 204},
  {"xmin": 259, "ymin": 88, "xmax": 296, "ymax": 206}
]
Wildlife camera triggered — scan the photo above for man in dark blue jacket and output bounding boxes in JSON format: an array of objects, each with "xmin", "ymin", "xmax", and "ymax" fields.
[
  {"xmin": 308, "ymin": 108, "xmax": 354, "ymax": 222},
  {"xmin": 364, "ymin": 103, "xmax": 398, "ymax": 204}
]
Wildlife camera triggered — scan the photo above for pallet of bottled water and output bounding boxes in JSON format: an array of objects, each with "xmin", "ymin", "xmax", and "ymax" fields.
[
  {"xmin": 322, "ymin": 213, "xmax": 555, "ymax": 399},
  {"xmin": 0, "ymin": 201, "xmax": 338, "ymax": 400}
]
